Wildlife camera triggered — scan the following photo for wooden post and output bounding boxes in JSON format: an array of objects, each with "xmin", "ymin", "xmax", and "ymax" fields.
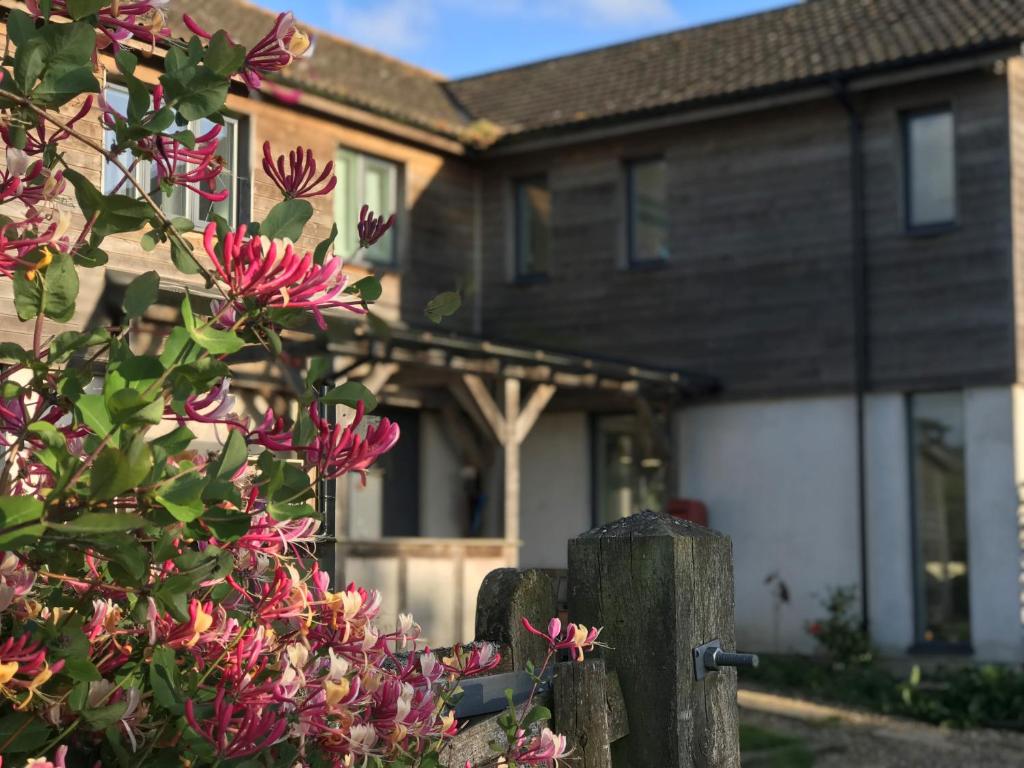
[
  {"xmin": 475, "ymin": 568, "xmax": 557, "ymax": 670},
  {"xmin": 553, "ymin": 659, "xmax": 613, "ymax": 768},
  {"xmin": 568, "ymin": 511, "xmax": 740, "ymax": 768},
  {"xmin": 502, "ymin": 377, "xmax": 521, "ymax": 556}
]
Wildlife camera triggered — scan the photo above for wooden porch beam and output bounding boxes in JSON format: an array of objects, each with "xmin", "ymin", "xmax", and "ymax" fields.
[
  {"xmin": 462, "ymin": 374, "xmax": 508, "ymax": 445},
  {"xmin": 515, "ymin": 384, "xmax": 557, "ymax": 444},
  {"xmin": 362, "ymin": 362, "xmax": 400, "ymax": 395}
]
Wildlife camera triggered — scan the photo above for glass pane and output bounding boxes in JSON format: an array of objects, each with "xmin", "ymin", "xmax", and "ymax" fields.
[
  {"xmin": 595, "ymin": 415, "xmax": 667, "ymax": 525},
  {"xmin": 333, "ymin": 150, "xmax": 358, "ymax": 257},
  {"xmin": 629, "ymin": 159, "xmax": 669, "ymax": 262},
  {"xmin": 362, "ymin": 159, "xmax": 396, "ymax": 265},
  {"xmin": 197, "ymin": 118, "xmax": 237, "ymax": 227},
  {"xmin": 907, "ymin": 111, "xmax": 956, "ymax": 228},
  {"xmin": 911, "ymin": 391, "xmax": 969, "ymax": 645},
  {"xmin": 102, "ymin": 87, "xmax": 135, "ymax": 195},
  {"xmin": 146, "ymin": 157, "xmax": 188, "ymax": 219},
  {"xmin": 515, "ymin": 178, "xmax": 550, "ymax": 276}
]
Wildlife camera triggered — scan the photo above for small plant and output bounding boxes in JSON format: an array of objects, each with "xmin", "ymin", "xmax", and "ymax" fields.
[{"xmin": 806, "ymin": 585, "xmax": 873, "ymax": 667}]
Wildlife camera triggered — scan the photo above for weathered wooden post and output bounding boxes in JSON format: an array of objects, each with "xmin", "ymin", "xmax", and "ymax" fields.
[
  {"xmin": 568, "ymin": 510, "xmax": 741, "ymax": 768},
  {"xmin": 553, "ymin": 658, "xmax": 613, "ymax": 768},
  {"xmin": 475, "ymin": 568, "xmax": 557, "ymax": 670}
]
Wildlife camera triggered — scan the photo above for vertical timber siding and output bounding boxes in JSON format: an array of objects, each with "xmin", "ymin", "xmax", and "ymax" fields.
[{"xmin": 479, "ymin": 68, "xmax": 1016, "ymax": 397}]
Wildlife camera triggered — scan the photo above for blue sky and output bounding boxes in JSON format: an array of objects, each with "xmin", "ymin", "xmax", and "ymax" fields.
[{"xmin": 254, "ymin": 0, "xmax": 793, "ymax": 78}]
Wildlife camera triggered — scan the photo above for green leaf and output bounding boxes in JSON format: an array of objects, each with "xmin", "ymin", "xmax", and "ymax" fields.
[
  {"xmin": 149, "ymin": 646, "xmax": 182, "ymax": 713},
  {"xmin": 50, "ymin": 512, "xmax": 148, "ymax": 534},
  {"xmin": 313, "ymin": 224, "xmax": 339, "ymax": 264},
  {"xmin": 348, "ymin": 275, "xmax": 382, "ymax": 302},
  {"xmin": 521, "ymin": 705, "xmax": 552, "ymax": 729},
  {"xmin": 268, "ymin": 501, "xmax": 316, "ymax": 522},
  {"xmin": 0, "ymin": 713, "xmax": 51, "ymax": 754},
  {"xmin": 61, "ymin": 655, "xmax": 102, "ymax": 683},
  {"xmin": 64, "ymin": 169, "xmax": 153, "ymax": 239},
  {"xmin": 321, "ymin": 381, "xmax": 378, "ymax": 413},
  {"xmin": 208, "ymin": 429, "xmax": 247, "ymax": 482},
  {"xmin": 261, "ymin": 199, "xmax": 314, "ymax": 242},
  {"xmin": 0, "ymin": 497, "xmax": 44, "ymax": 548},
  {"xmin": 204, "ymin": 30, "xmax": 246, "ymax": 77},
  {"xmin": 42, "ymin": 251, "xmax": 79, "ymax": 322},
  {"xmin": 107, "ymin": 388, "xmax": 163, "ymax": 426},
  {"xmin": 6, "ymin": 10, "xmax": 36, "ymax": 48},
  {"xmin": 13, "ymin": 267, "xmax": 42, "ymax": 321},
  {"xmin": 82, "ymin": 700, "xmax": 129, "ymax": 732},
  {"xmin": 0, "ymin": 342, "xmax": 30, "ymax": 363},
  {"xmin": 90, "ymin": 438, "xmax": 153, "ymax": 500},
  {"xmin": 76, "ymin": 393, "xmax": 115, "ymax": 442},
  {"xmin": 66, "ymin": 0, "xmax": 108, "ymax": 19},
  {"xmin": 170, "ymin": 239, "xmax": 200, "ymax": 275},
  {"xmin": 152, "ymin": 426, "xmax": 195, "ymax": 455},
  {"xmin": 155, "ymin": 466, "xmax": 206, "ymax": 523},
  {"xmin": 50, "ymin": 327, "xmax": 109, "ymax": 362},
  {"xmin": 182, "ymin": 293, "xmax": 244, "ymax": 355},
  {"xmin": 160, "ymin": 66, "xmax": 229, "ymax": 122},
  {"xmin": 425, "ymin": 290, "xmax": 462, "ymax": 324}
]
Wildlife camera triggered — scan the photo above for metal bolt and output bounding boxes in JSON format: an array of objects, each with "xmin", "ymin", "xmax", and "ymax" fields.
[{"xmin": 693, "ymin": 639, "xmax": 760, "ymax": 681}]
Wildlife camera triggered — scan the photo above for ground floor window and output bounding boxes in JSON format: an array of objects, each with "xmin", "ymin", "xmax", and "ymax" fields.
[
  {"xmin": 909, "ymin": 391, "xmax": 970, "ymax": 647},
  {"xmin": 594, "ymin": 413, "xmax": 668, "ymax": 525}
]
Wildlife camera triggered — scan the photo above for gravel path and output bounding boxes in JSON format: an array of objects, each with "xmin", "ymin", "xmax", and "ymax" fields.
[{"xmin": 739, "ymin": 688, "xmax": 1024, "ymax": 767}]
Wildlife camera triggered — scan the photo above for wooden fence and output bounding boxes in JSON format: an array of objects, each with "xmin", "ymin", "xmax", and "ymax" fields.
[{"xmin": 445, "ymin": 510, "xmax": 750, "ymax": 767}]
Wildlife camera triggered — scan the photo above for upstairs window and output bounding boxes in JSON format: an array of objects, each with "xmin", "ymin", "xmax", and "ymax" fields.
[
  {"xmin": 626, "ymin": 157, "xmax": 669, "ymax": 264},
  {"xmin": 514, "ymin": 176, "xmax": 550, "ymax": 279},
  {"xmin": 904, "ymin": 108, "xmax": 957, "ymax": 230},
  {"xmin": 102, "ymin": 85, "xmax": 242, "ymax": 228},
  {"xmin": 335, "ymin": 148, "xmax": 400, "ymax": 266}
]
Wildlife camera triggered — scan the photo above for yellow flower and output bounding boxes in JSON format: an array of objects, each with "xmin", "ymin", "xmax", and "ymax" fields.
[
  {"xmin": 0, "ymin": 660, "xmax": 18, "ymax": 687},
  {"xmin": 186, "ymin": 604, "xmax": 214, "ymax": 648},
  {"xmin": 324, "ymin": 677, "xmax": 350, "ymax": 706},
  {"xmin": 25, "ymin": 247, "xmax": 54, "ymax": 282},
  {"xmin": 286, "ymin": 29, "xmax": 312, "ymax": 58}
]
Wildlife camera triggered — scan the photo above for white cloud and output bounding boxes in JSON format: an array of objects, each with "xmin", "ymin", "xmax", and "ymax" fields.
[
  {"xmin": 569, "ymin": 0, "xmax": 679, "ymax": 25},
  {"xmin": 328, "ymin": 0, "xmax": 437, "ymax": 53}
]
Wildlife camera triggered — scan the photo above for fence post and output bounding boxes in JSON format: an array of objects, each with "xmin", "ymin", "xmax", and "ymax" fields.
[
  {"xmin": 553, "ymin": 658, "xmax": 613, "ymax": 768},
  {"xmin": 568, "ymin": 510, "xmax": 741, "ymax": 768},
  {"xmin": 475, "ymin": 568, "xmax": 557, "ymax": 670}
]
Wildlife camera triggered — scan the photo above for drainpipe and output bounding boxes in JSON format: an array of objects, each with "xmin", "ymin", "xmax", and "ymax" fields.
[{"xmin": 835, "ymin": 82, "xmax": 871, "ymax": 634}]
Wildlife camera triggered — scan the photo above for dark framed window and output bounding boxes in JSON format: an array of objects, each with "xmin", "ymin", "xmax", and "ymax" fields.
[
  {"xmin": 903, "ymin": 108, "xmax": 957, "ymax": 231},
  {"xmin": 335, "ymin": 148, "xmax": 401, "ymax": 266},
  {"xmin": 102, "ymin": 85, "xmax": 247, "ymax": 228},
  {"xmin": 908, "ymin": 391, "xmax": 970, "ymax": 650},
  {"xmin": 593, "ymin": 413, "xmax": 668, "ymax": 526},
  {"xmin": 626, "ymin": 157, "xmax": 669, "ymax": 265},
  {"xmin": 514, "ymin": 176, "xmax": 551, "ymax": 279}
]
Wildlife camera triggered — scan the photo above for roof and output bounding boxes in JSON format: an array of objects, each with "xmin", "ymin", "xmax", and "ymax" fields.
[
  {"xmin": 169, "ymin": 0, "xmax": 470, "ymax": 138},
  {"xmin": 445, "ymin": 0, "xmax": 1024, "ymax": 139},
  {"xmin": 172, "ymin": 0, "xmax": 1024, "ymax": 145}
]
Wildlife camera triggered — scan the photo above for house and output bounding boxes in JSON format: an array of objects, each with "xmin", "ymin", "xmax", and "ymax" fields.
[{"xmin": 4, "ymin": 0, "xmax": 1024, "ymax": 661}]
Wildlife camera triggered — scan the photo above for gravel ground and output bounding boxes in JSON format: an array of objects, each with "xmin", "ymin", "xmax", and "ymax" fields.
[{"xmin": 739, "ymin": 688, "xmax": 1024, "ymax": 768}]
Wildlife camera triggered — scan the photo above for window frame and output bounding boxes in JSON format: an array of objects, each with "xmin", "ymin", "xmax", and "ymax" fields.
[
  {"xmin": 512, "ymin": 174, "xmax": 551, "ymax": 282},
  {"xmin": 334, "ymin": 147, "xmax": 401, "ymax": 269},
  {"xmin": 901, "ymin": 105, "xmax": 958, "ymax": 235},
  {"xmin": 625, "ymin": 156, "xmax": 670, "ymax": 268},
  {"xmin": 101, "ymin": 84, "xmax": 244, "ymax": 229},
  {"xmin": 905, "ymin": 390, "xmax": 973, "ymax": 655}
]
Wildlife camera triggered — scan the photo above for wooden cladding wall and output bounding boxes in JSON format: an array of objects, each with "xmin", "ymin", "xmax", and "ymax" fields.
[
  {"xmin": 477, "ymin": 68, "xmax": 1016, "ymax": 398},
  {"xmin": 0, "ymin": 50, "xmax": 478, "ymax": 352}
]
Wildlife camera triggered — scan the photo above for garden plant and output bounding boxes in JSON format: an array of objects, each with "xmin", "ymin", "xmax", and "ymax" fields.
[{"xmin": 0, "ymin": 2, "xmax": 595, "ymax": 765}]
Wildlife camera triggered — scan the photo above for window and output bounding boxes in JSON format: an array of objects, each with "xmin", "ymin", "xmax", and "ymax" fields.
[
  {"xmin": 626, "ymin": 158, "xmax": 669, "ymax": 264},
  {"xmin": 594, "ymin": 414, "xmax": 668, "ymax": 526},
  {"xmin": 514, "ymin": 176, "xmax": 551, "ymax": 279},
  {"xmin": 102, "ymin": 86, "xmax": 243, "ymax": 228},
  {"xmin": 335, "ymin": 148, "xmax": 400, "ymax": 266},
  {"xmin": 904, "ymin": 108, "xmax": 957, "ymax": 230},
  {"xmin": 909, "ymin": 391, "xmax": 970, "ymax": 647}
]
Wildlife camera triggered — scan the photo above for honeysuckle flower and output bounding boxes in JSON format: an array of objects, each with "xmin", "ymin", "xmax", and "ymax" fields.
[
  {"xmin": 204, "ymin": 223, "xmax": 366, "ymax": 330},
  {"xmin": 304, "ymin": 400, "xmax": 400, "ymax": 482},
  {"xmin": 262, "ymin": 142, "xmax": 336, "ymax": 200},
  {"xmin": 25, "ymin": 1, "xmax": 170, "ymax": 50},
  {"xmin": 441, "ymin": 642, "xmax": 501, "ymax": 678},
  {"xmin": 183, "ymin": 12, "xmax": 314, "ymax": 89},
  {"xmin": 510, "ymin": 727, "xmax": 570, "ymax": 766},
  {"xmin": 521, "ymin": 617, "xmax": 603, "ymax": 661},
  {"xmin": 0, "ymin": 219, "xmax": 62, "ymax": 278},
  {"xmin": 185, "ymin": 686, "xmax": 288, "ymax": 759},
  {"xmin": 357, "ymin": 204, "xmax": 396, "ymax": 249},
  {"xmin": 0, "ymin": 97, "xmax": 94, "ymax": 156},
  {"xmin": 0, "ymin": 553, "xmax": 36, "ymax": 613},
  {"xmin": 21, "ymin": 746, "xmax": 67, "ymax": 768},
  {"xmin": 0, "ymin": 635, "xmax": 64, "ymax": 709}
]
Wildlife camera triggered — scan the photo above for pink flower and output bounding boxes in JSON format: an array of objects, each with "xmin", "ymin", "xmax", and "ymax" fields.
[
  {"xmin": 357, "ymin": 204, "xmax": 395, "ymax": 248},
  {"xmin": 185, "ymin": 686, "xmax": 287, "ymax": 759},
  {"xmin": 183, "ymin": 12, "xmax": 314, "ymax": 89},
  {"xmin": 22, "ymin": 746, "xmax": 67, "ymax": 768},
  {"xmin": 0, "ymin": 635, "xmax": 65, "ymax": 708},
  {"xmin": 522, "ymin": 617, "xmax": 603, "ymax": 662},
  {"xmin": 0, "ymin": 218, "xmax": 65, "ymax": 279},
  {"xmin": 304, "ymin": 401, "xmax": 399, "ymax": 482},
  {"xmin": 510, "ymin": 728, "xmax": 570, "ymax": 766},
  {"xmin": 0, "ymin": 97, "xmax": 94, "ymax": 157},
  {"xmin": 204, "ymin": 223, "xmax": 365, "ymax": 330},
  {"xmin": 102, "ymin": 86, "xmax": 228, "ymax": 202},
  {"xmin": 26, "ymin": 1, "xmax": 170, "ymax": 51},
  {"xmin": 440, "ymin": 642, "xmax": 501, "ymax": 678},
  {"xmin": 262, "ymin": 142, "xmax": 336, "ymax": 200}
]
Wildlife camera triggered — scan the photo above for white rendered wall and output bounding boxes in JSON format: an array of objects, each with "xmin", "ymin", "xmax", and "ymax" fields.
[
  {"xmin": 863, "ymin": 394, "xmax": 916, "ymax": 654},
  {"xmin": 419, "ymin": 413, "xmax": 465, "ymax": 538},
  {"xmin": 675, "ymin": 396, "xmax": 862, "ymax": 653},
  {"xmin": 964, "ymin": 387, "xmax": 1023, "ymax": 661},
  {"xmin": 520, "ymin": 412, "xmax": 592, "ymax": 569}
]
